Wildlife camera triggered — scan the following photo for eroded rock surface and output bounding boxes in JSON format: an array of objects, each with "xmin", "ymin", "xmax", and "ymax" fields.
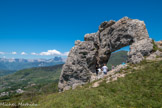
[
  {"xmin": 58, "ymin": 17, "xmax": 153, "ymax": 92},
  {"xmin": 128, "ymin": 38, "xmax": 153, "ymax": 63}
]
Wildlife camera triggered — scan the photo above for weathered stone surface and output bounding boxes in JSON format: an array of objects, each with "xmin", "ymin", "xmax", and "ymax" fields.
[
  {"xmin": 84, "ymin": 33, "xmax": 96, "ymax": 41},
  {"xmin": 58, "ymin": 41, "xmax": 97, "ymax": 92},
  {"xmin": 58, "ymin": 17, "xmax": 153, "ymax": 91},
  {"xmin": 99, "ymin": 20, "xmax": 115, "ymax": 32},
  {"xmin": 97, "ymin": 17, "xmax": 151, "ymax": 66},
  {"xmin": 146, "ymin": 50, "xmax": 162, "ymax": 60},
  {"xmin": 127, "ymin": 38, "xmax": 153, "ymax": 63}
]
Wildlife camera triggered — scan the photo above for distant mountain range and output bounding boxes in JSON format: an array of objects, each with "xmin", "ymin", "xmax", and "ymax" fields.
[
  {"xmin": 0, "ymin": 57, "xmax": 65, "ymax": 74},
  {"xmin": 0, "ymin": 56, "xmax": 64, "ymax": 63}
]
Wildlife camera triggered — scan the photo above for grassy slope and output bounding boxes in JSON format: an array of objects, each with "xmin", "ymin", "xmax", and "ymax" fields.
[{"xmin": 37, "ymin": 60, "xmax": 162, "ymax": 108}]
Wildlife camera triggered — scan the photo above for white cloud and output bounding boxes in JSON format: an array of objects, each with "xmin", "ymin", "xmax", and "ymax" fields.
[
  {"xmin": 11, "ymin": 52, "xmax": 17, "ymax": 55},
  {"xmin": 62, "ymin": 52, "xmax": 69, "ymax": 56},
  {"xmin": 29, "ymin": 50, "xmax": 69, "ymax": 56},
  {"xmin": 31, "ymin": 52, "xmax": 38, "ymax": 55},
  {"xmin": 0, "ymin": 52, "xmax": 5, "ymax": 55},
  {"xmin": 40, "ymin": 49, "xmax": 62, "ymax": 56},
  {"xmin": 21, "ymin": 52, "xmax": 27, "ymax": 55}
]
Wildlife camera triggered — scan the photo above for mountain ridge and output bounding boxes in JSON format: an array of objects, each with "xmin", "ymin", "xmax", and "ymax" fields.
[{"xmin": 0, "ymin": 57, "xmax": 64, "ymax": 76}]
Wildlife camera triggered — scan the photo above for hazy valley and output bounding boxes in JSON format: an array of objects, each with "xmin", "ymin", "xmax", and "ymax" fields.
[{"xmin": 0, "ymin": 57, "xmax": 64, "ymax": 77}]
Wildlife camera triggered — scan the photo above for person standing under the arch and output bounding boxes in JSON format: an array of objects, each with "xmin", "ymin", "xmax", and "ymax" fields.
[
  {"xmin": 111, "ymin": 65, "xmax": 115, "ymax": 70},
  {"xmin": 102, "ymin": 64, "xmax": 108, "ymax": 75}
]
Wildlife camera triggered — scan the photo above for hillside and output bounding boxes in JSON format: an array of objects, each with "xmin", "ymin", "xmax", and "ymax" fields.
[
  {"xmin": 107, "ymin": 50, "xmax": 128, "ymax": 68},
  {"xmin": 0, "ymin": 64, "xmax": 63, "ymax": 100},
  {"xmin": 36, "ymin": 59, "xmax": 162, "ymax": 108},
  {"xmin": 0, "ymin": 70, "xmax": 15, "ymax": 77}
]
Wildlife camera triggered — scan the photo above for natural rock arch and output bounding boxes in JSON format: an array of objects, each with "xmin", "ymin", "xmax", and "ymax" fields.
[{"xmin": 58, "ymin": 17, "xmax": 153, "ymax": 92}]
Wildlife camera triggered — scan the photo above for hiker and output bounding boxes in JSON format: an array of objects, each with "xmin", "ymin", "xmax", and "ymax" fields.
[
  {"xmin": 97, "ymin": 67, "xmax": 103, "ymax": 79},
  {"xmin": 97, "ymin": 67, "xmax": 102, "ymax": 74},
  {"xmin": 111, "ymin": 65, "xmax": 115, "ymax": 70},
  {"xmin": 102, "ymin": 64, "xmax": 108, "ymax": 75}
]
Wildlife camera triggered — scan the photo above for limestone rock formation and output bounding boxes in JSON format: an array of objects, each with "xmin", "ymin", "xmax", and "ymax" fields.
[
  {"xmin": 146, "ymin": 50, "xmax": 162, "ymax": 60},
  {"xmin": 58, "ymin": 17, "xmax": 153, "ymax": 92},
  {"xmin": 127, "ymin": 38, "xmax": 153, "ymax": 63},
  {"xmin": 58, "ymin": 40, "xmax": 97, "ymax": 91}
]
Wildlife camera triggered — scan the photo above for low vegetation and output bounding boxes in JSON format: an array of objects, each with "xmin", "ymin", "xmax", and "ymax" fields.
[
  {"xmin": 152, "ymin": 40, "xmax": 158, "ymax": 52},
  {"xmin": 37, "ymin": 60, "xmax": 162, "ymax": 108},
  {"xmin": 152, "ymin": 39, "xmax": 162, "ymax": 52}
]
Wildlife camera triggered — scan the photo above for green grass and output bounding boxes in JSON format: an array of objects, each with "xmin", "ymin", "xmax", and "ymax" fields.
[{"xmin": 36, "ymin": 60, "xmax": 162, "ymax": 108}]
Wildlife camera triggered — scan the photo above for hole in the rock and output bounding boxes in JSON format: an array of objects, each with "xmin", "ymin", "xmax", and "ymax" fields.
[{"xmin": 107, "ymin": 45, "xmax": 130, "ymax": 70}]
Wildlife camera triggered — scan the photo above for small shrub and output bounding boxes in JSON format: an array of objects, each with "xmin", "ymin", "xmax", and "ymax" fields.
[
  {"xmin": 152, "ymin": 40, "xmax": 158, "ymax": 52},
  {"xmin": 140, "ymin": 59, "xmax": 147, "ymax": 64},
  {"xmin": 158, "ymin": 48, "xmax": 162, "ymax": 52}
]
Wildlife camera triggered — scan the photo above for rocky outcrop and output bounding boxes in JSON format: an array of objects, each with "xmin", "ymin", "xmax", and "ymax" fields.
[
  {"xmin": 146, "ymin": 50, "xmax": 162, "ymax": 60},
  {"xmin": 58, "ymin": 40, "xmax": 97, "ymax": 91},
  {"xmin": 146, "ymin": 41, "xmax": 162, "ymax": 60},
  {"xmin": 127, "ymin": 38, "xmax": 153, "ymax": 63},
  {"xmin": 58, "ymin": 17, "xmax": 153, "ymax": 92}
]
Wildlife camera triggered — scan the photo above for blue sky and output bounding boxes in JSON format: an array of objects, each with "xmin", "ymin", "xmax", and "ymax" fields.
[{"xmin": 0, "ymin": 0, "xmax": 162, "ymax": 59}]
